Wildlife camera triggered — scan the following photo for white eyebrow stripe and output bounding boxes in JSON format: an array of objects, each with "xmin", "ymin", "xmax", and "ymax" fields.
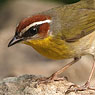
[
  {"xmin": 29, "ymin": 19, "xmax": 51, "ymax": 27},
  {"xmin": 21, "ymin": 19, "xmax": 52, "ymax": 33}
]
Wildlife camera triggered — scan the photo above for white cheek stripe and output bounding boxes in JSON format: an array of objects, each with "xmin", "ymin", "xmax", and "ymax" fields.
[{"xmin": 21, "ymin": 19, "xmax": 52, "ymax": 33}]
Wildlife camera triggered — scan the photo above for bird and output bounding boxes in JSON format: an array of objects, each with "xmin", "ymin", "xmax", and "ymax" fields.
[{"xmin": 8, "ymin": 0, "xmax": 95, "ymax": 90}]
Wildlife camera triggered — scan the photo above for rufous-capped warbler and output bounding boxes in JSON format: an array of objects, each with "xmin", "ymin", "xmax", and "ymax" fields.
[{"xmin": 8, "ymin": 0, "xmax": 95, "ymax": 90}]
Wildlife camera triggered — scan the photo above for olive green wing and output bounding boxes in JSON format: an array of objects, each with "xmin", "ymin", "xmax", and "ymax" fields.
[{"xmin": 61, "ymin": 8, "xmax": 95, "ymax": 42}]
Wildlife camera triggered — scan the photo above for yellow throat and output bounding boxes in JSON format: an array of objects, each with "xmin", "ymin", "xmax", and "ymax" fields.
[{"xmin": 23, "ymin": 36, "xmax": 75, "ymax": 60}]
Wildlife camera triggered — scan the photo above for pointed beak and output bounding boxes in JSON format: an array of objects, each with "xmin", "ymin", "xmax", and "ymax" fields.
[{"xmin": 8, "ymin": 36, "xmax": 23, "ymax": 47}]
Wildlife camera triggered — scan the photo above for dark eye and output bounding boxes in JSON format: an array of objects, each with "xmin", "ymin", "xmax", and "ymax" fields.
[
  {"xmin": 31, "ymin": 27, "xmax": 38, "ymax": 34},
  {"xmin": 22, "ymin": 26, "xmax": 38, "ymax": 37}
]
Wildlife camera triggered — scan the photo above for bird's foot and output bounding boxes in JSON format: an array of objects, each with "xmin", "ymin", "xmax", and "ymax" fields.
[
  {"xmin": 48, "ymin": 73, "xmax": 68, "ymax": 81},
  {"xmin": 66, "ymin": 81, "xmax": 95, "ymax": 94},
  {"xmin": 37, "ymin": 74, "xmax": 68, "ymax": 85}
]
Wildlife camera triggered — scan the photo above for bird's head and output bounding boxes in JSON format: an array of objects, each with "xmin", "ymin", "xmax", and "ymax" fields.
[{"xmin": 8, "ymin": 14, "xmax": 52, "ymax": 47}]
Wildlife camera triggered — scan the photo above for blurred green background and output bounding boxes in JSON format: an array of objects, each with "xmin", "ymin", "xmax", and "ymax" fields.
[
  {"xmin": 42, "ymin": 0, "xmax": 80, "ymax": 4},
  {"xmin": 0, "ymin": 0, "xmax": 80, "ymax": 7},
  {"xmin": 0, "ymin": 0, "xmax": 7, "ymax": 6}
]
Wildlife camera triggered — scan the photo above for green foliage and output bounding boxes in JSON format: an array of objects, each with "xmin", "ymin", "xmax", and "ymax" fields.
[
  {"xmin": 43, "ymin": 0, "xmax": 80, "ymax": 4},
  {"xmin": 61, "ymin": 0, "xmax": 80, "ymax": 4},
  {"xmin": 0, "ymin": 0, "xmax": 8, "ymax": 6}
]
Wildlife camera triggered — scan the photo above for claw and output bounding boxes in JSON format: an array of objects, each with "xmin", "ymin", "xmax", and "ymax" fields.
[
  {"xmin": 66, "ymin": 83, "xmax": 95, "ymax": 94},
  {"xmin": 36, "ymin": 76, "xmax": 67, "ymax": 86}
]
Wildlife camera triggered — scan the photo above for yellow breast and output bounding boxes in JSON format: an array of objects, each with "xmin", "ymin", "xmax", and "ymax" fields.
[{"xmin": 23, "ymin": 36, "xmax": 75, "ymax": 60}]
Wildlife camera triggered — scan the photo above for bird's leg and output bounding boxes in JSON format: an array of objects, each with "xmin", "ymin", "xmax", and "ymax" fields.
[
  {"xmin": 67, "ymin": 56, "xmax": 95, "ymax": 93},
  {"xmin": 83, "ymin": 58, "xmax": 95, "ymax": 89},
  {"xmin": 38, "ymin": 57, "xmax": 80, "ymax": 84},
  {"xmin": 48, "ymin": 57, "xmax": 80, "ymax": 81}
]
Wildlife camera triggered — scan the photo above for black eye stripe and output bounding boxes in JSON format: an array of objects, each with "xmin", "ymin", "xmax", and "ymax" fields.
[{"xmin": 21, "ymin": 26, "xmax": 39, "ymax": 38}]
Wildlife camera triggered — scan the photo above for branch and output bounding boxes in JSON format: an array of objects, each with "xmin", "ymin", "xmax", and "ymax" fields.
[{"xmin": 0, "ymin": 75, "xmax": 95, "ymax": 95}]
